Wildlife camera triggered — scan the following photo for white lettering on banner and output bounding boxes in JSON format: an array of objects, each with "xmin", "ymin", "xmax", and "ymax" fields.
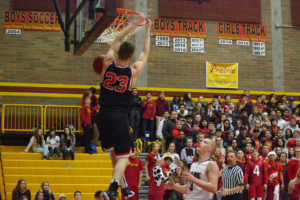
[{"xmin": 219, "ymin": 39, "xmax": 232, "ymax": 45}]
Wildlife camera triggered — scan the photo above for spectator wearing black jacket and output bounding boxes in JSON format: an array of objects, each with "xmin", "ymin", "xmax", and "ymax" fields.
[
  {"xmin": 35, "ymin": 182, "xmax": 55, "ymax": 200},
  {"xmin": 236, "ymin": 126, "xmax": 252, "ymax": 150},
  {"xmin": 162, "ymin": 110, "xmax": 178, "ymax": 149},
  {"xmin": 130, "ymin": 88, "xmax": 142, "ymax": 139}
]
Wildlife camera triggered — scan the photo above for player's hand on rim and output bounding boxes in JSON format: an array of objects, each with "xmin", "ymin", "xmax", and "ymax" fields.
[{"xmin": 134, "ymin": 13, "xmax": 146, "ymax": 25}]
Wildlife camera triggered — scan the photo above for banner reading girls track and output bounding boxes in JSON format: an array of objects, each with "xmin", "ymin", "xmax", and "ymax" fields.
[
  {"xmin": 206, "ymin": 62, "xmax": 238, "ymax": 89},
  {"xmin": 4, "ymin": 10, "xmax": 60, "ymax": 31},
  {"xmin": 153, "ymin": 18, "xmax": 206, "ymax": 38},
  {"xmin": 217, "ymin": 22, "xmax": 267, "ymax": 42}
]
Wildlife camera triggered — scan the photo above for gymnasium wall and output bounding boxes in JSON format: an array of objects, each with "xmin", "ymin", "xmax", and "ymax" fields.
[{"xmin": 0, "ymin": 0, "xmax": 299, "ymax": 105}]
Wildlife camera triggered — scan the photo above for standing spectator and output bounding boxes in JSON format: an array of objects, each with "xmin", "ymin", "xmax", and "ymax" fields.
[
  {"xmin": 142, "ymin": 91, "xmax": 156, "ymax": 141},
  {"xmin": 215, "ymin": 137, "xmax": 226, "ymax": 155},
  {"xmin": 155, "ymin": 91, "xmax": 169, "ymax": 133},
  {"xmin": 221, "ymin": 151, "xmax": 244, "ymax": 200},
  {"xmin": 279, "ymin": 152, "xmax": 289, "ymax": 200},
  {"xmin": 191, "ymin": 102, "xmax": 202, "ymax": 116},
  {"xmin": 130, "ymin": 88, "xmax": 142, "ymax": 140},
  {"xmin": 24, "ymin": 128, "xmax": 49, "ymax": 160},
  {"xmin": 172, "ymin": 130, "xmax": 186, "ymax": 155},
  {"xmin": 261, "ymin": 112, "xmax": 271, "ymax": 127},
  {"xmin": 122, "ymin": 147, "xmax": 143, "ymax": 200},
  {"xmin": 145, "ymin": 143, "xmax": 160, "ymax": 185},
  {"xmin": 177, "ymin": 103, "xmax": 187, "ymax": 124},
  {"xmin": 46, "ymin": 128, "xmax": 61, "ymax": 160},
  {"xmin": 253, "ymin": 95, "xmax": 266, "ymax": 113},
  {"xmin": 284, "ymin": 117, "xmax": 300, "ymax": 137},
  {"xmin": 265, "ymin": 151, "xmax": 284, "ymax": 200},
  {"xmin": 215, "ymin": 154, "xmax": 227, "ymax": 200},
  {"xmin": 236, "ymin": 126, "xmax": 251, "ymax": 150},
  {"xmin": 199, "ymin": 119, "xmax": 209, "ymax": 135},
  {"xmin": 284, "ymin": 97, "xmax": 296, "ymax": 115},
  {"xmin": 12, "ymin": 179, "xmax": 31, "ymax": 200},
  {"xmin": 182, "ymin": 115, "xmax": 193, "ymax": 135},
  {"xmin": 260, "ymin": 144, "xmax": 270, "ymax": 161},
  {"xmin": 61, "ymin": 126, "xmax": 76, "ymax": 160},
  {"xmin": 168, "ymin": 166, "xmax": 186, "ymax": 200},
  {"xmin": 182, "ymin": 92, "xmax": 194, "ymax": 115},
  {"xmin": 275, "ymin": 110, "xmax": 286, "ymax": 129},
  {"xmin": 244, "ymin": 149, "xmax": 267, "ymax": 200},
  {"xmin": 206, "ymin": 122, "xmax": 216, "ymax": 140},
  {"xmin": 172, "ymin": 120, "xmax": 182, "ymax": 139},
  {"xmin": 156, "ymin": 111, "xmax": 169, "ymax": 153},
  {"xmin": 236, "ymin": 150, "xmax": 246, "ymax": 171},
  {"xmin": 249, "ymin": 107, "xmax": 261, "ymax": 129},
  {"xmin": 81, "ymin": 97, "xmax": 92, "ymax": 153},
  {"xmin": 162, "ymin": 110, "xmax": 178, "ymax": 149},
  {"xmin": 74, "ymin": 191, "xmax": 81, "ymax": 200},
  {"xmin": 161, "ymin": 142, "xmax": 180, "ymax": 168},
  {"xmin": 35, "ymin": 182, "xmax": 55, "ymax": 200},
  {"xmin": 180, "ymin": 137, "xmax": 195, "ymax": 169},
  {"xmin": 287, "ymin": 146, "xmax": 300, "ymax": 200},
  {"xmin": 187, "ymin": 123, "xmax": 199, "ymax": 143},
  {"xmin": 169, "ymin": 95, "xmax": 181, "ymax": 114},
  {"xmin": 222, "ymin": 94, "xmax": 231, "ymax": 113}
]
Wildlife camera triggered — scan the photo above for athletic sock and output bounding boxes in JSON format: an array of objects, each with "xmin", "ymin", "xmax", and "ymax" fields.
[
  {"xmin": 120, "ymin": 177, "xmax": 128, "ymax": 189},
  {"xmin": 109, "ymin": 179, "xmax": 119, "ymax": 192}
]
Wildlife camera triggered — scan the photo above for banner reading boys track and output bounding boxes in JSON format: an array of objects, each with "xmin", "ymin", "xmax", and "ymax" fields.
[
  {"xmin": 217, "ymin": 22, "xmax": 267, "ymax": 42},
  {"xmin": 153, "ymin": 18, "xmax": 206, "ymax": 38},
  {"xmin": 4, "ymin": 10, "xmax": 60, "ymax": 31},
  {"xmin": 206, "ymin": 62, "xmax": 238, "ymax": 89}
]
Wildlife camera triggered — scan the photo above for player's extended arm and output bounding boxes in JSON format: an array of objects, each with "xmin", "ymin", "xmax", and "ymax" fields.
[
  {"xmin": 165, "ymin": 180, "xmax": 189, "ymax": 194},
  {"xmin": 102, "ymin": 13, "xmax": 146, "ymax": 72},
  {"xmin": 131, "ymin": 20, "xmax": 151, "ymax": 78}
]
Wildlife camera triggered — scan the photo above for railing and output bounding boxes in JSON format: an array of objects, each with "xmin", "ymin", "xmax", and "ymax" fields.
[
  {"xmin": 136, "ymin": 138, "xmax": 143, "ymax": 156},
  {"xmin": 43, "ymin": 105, "xmax": 82, "ymax": 134},
  {"xmin": 1, "ymin": 104, "xmax": 83, "ymax": 134},
  {"xmin": 1, "ymin": 104, "xmax": 43, "ymax": 134}
]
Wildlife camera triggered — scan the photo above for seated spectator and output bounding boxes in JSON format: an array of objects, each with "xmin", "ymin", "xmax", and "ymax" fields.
[
  {"xmin": 223, "ymin": 130, "xmax": 234, "ymax": 149},
  {"xmin": 74, "ymin": 191, "xmax": 81, "ymax": 200},
  {"xmin": 199, "ymin": 119, "xmax": 209, "ymax": 135},
  {"xmin": 35, "ymin": 182, "xmax": 55, "ymax": 200},
  {"xmin": 12, "ymin": 179, "xmax": 31, "ymax": 200},
  {"xmin": 213, "ymin": 148, "xmax": 221, "ymax": 161},
  {"xmin": 61, "ymin": 126, "xmax": 76, "ymax": 160},
  {"xmin": 193, "ymin": 114, "xmax": 201, "ymax": 127},
  {"xmin": 178, "ymin": 160, "xmax": 189, "ymax": 172},
  {"xmin": 20, "ymin": 196, "xmax": 29, "ymax": 200},
  {"xmin": 230, "ymin": 139, "xmax": 238, "ymax": 152},
  {"xmin": 197, "ymin": 96, "xmax": 206, "ymax": 109},
  {"xmin": 285, "ymin": 118, "xmax": 300, "ymax": 135},
  {"xmin": 162, "ymin": 142, "xmax": 180, "ymax": 168},
  {"xmin": 285, "ymin": 128, "xmax": 293, "ymax": 140},
  {"xmin": 24, "ymin": 128, "xmax": 49, "ymax": 160},
  {"xmin": 46, "ymin": 128, "xmax": 61, "ymax": 160},
  {"xmin": 173, "ymin": 130, "xmax": 186, "ymax": 156},
  {"xmin": 35, "ymin": 191, "xmax": 43, "ymax": 200},
  {"xmin": 180, "ymin": 137, "xmax": 195, "ymax": 169},
  {"xmin": 205, "ymin": 122, "xmax": 216, "ymax": 140},
  {"xmin": 94, "ymin": 191, "xmax": 103, "ymax": 200},
  {"xmin": 217, "ymin": 119, "xmax": 234, "ymax": 132},
  {"xmin": 58, "ymin": 194, "xmax": 67, "ymax": 200},
  {"xmin": 238, "ymin": 108, "xmax": 251, "ymax": 129},
  {"xmin": 236, "ymin": 126, "xmax": 252, "ymax": 150},
  {"xmin": 182, "ymin": 115, "xmax": 193, "ymax": 135}
]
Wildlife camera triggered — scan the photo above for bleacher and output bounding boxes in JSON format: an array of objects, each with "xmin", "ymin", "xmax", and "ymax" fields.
[{"xmin": 0, "ymin": 145, "xmax": 113, "ymax": 199}]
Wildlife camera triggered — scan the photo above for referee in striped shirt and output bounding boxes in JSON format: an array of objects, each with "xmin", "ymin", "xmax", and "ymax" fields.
[{"xmin": 221, "ymin": 151, "xmax": 244, "ymax": 200}]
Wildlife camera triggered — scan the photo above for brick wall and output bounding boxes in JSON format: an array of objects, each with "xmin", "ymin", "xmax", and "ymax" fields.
[{"xmin": 0, "ymin": 0, "xmax": 299, "ymax": 105}]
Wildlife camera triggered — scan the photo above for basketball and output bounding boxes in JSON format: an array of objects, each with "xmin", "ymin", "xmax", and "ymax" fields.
[{"xmin": 93, "ymin": 55, "xmax": 105, "ymax": 75}]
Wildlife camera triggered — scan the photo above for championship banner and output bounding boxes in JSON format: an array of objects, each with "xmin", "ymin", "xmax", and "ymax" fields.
[
  {"xmin": 4, "ymin": 10, "xmax": 61, "ymax": 31},
  {"xmin": 206, "ymin": 62, "xmax": 238, "ymax": 89},
  {"xmin": 153, "ymin": 18, "xmax": 206, "ymax": 38},
  {"xmin": 217, "ymin": 22, "xmax": 267, "ymax": 42}
]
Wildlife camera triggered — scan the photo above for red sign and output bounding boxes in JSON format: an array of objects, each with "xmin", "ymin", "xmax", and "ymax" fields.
[
  {"xmin": 153, "ymin": 18, "xmax": 206, "ymax": 38},
  {"xmin": 4, "ymin": 10, "xmax": 61, "ymax": 31},
  {"xmin": 217, "ymin": 22, "xmax": 267, "ymax": 42}
]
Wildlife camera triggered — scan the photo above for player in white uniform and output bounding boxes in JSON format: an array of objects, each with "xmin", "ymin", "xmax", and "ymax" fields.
[{"xmin": 165, "ymin": 138, "xmax": 219, "ymax": 200}]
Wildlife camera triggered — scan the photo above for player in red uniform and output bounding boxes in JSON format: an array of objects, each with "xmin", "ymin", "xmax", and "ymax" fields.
[
  {"xmin": 287, "ymin": 146, "xmax": 300, "ymax": 200},
  {"xmin": 122, "ymin": 147, "xmax": 143, "ymax": 200},
  {"xmin": 265, "ymin": 151, "xmax": 284, "ymax": 200},
  {"xmin": 244, "ymin": 149, "xmax": 268, "ymax": 200}
]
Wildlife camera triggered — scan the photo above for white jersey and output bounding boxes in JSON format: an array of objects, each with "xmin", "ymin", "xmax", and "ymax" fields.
[{"xmin": 186, "ymin": 160, "xmax": 213, "ymax": 200}]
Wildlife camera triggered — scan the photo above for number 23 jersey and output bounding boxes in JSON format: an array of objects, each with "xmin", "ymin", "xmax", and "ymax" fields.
[
  {"xmin": 99, "ymin": 62, "xmax": 134, "ymax": 107},
  {"xmin": 187, "ymin": 160, "xmax": 212, "ymax": 200}
]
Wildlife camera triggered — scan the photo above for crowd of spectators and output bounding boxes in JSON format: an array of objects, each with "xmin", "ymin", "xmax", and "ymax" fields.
[
  {"xmin": 129, "ymin": 89, "xmax": 300, "ymax": 200},
  {"xmin": 11, "ymin": 179, "xmax": 103, "ymax": 200}
]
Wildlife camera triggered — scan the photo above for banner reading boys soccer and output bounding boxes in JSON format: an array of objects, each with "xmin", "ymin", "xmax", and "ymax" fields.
[{"xmin": 206, "ymin": 62, "xmax": 238, "ymax": 89}]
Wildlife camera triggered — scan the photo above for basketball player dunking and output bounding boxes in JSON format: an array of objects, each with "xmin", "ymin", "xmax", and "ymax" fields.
[
  {"xmin": 96, "ymin": 14, "xmax": 151, "ymax": 200},
  {"xmin": 165, "ymin": 138, "xmax": 219, "ymax": 200}
]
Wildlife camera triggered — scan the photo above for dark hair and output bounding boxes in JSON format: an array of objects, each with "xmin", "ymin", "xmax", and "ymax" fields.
[
  {"xmin": 179, "ymin": 103, "xmax": 186, "ymax": 108},
  {"xmin": 146, "ymin": 91, "xmax": 151, "ymax": 95},
  {"xmin": 172, "ymin": 95, "xmax": 181, "ymax": 103},
  {"xmin": 89, "ymin": 87, "xmax": 96, "ymax": 94},
  {"xmin": 118, "ymin": 41, "xmax": 134, "ymax": 60},
  {"xmin": 19, "ymin": 195, "xmax": 29, "ymax": 200},
  {"xmin": 74, "ymin": 191, "xmax": 81, "ymax": 197},
  {"xmin": 35, "ymin": 191, "xmax": 43, "ymax": 200},
  {"xmin": 12, "ymin": 179, "xmax": 27, "ymax": 200},
  {"xmin": 183, "ymin": 92, "xmax": 192, "ymax": 102},
  {"xmin": 94, "ymin": 190, "xmax": 102, "ymax": 198}
]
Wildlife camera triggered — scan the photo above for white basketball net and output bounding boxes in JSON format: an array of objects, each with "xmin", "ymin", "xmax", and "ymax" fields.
[{"xmin": 98, "ymin": 8, "xmax": 146, "ymax": 44}]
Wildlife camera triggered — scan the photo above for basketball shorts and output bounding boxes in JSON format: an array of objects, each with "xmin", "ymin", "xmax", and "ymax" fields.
[
  {"xmin": 248, "ymin": 185, "xmax": 265, "ymax": 198},
  {"xmin": 96, "ymin": 107, "xmax": 132, "ymax": 158}
]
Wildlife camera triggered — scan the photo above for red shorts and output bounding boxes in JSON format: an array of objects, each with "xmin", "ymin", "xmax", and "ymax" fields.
[{"xmin": 248, "ymin": 185, "xmax": 265, "ymax": 198}]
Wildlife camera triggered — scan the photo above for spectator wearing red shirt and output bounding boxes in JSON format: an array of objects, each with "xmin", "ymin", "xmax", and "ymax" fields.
[
  {"xmin": 215, "ymin": 154, "xmax": 227, "ymax": 200},
  {"xmin": 80, "ymin": 97, "xmax": 92, "ymax": 153},
  {"xmin": 182, "ymin": 115, "xmax": 193, "ymax": 136},
  {"xmin": 199, "ymin": 119, "xmax": 209, "ymax": 135},
  {"xmin": 172, "ymin": 120, "xmax": 182, "ymax": 139},
  {"xmin": 265, "ymin": 151, "xmax": 284, "ymax": 200},
  {"xmin": 122, "ymin": 147, "xmax": 143, "ymax": 200},
  {"xmin": 252, "ymin": 95, "xmax": 266, "ymax": 113},
  {"xmin": 142, "ymin": 91, "xmax": 156, "ymax": 141},
  {"xmin": 287, "ymin": 146, "xmax": 300, "ymax": 200},
  {"xmin": 145, "ymin": 143, "xmax": 160, "ymax": 184},
  {"xmin": 244, "ymin": 149, "xmax": 268, "ymax": 200},
  {"xmin": 155, "ymin": 91, "xmax": 168, "ymax": 134}
]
